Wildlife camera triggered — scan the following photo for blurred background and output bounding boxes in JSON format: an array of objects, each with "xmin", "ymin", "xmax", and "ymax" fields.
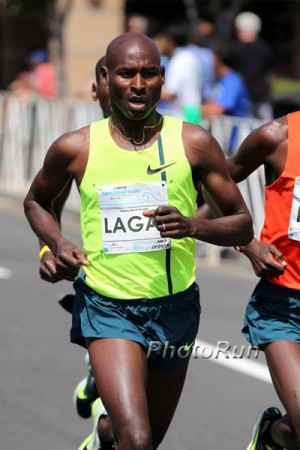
[
  {"xmin": 0, "ymin": 0, "xmax": 298, "ymax": 254},
  {"xmin": 0, "ymin": 0, "xmax": 300, "ymax": 111}
]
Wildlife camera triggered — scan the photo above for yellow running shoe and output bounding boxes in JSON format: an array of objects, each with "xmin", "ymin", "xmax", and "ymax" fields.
[
  {"xmin": 246, "ymin": 406, "xmax": 283, "ymax": 450},
  {"xmin": 73, "ymin": 353, "xmax": 98, "ymax": 419},
  {"xmin": 78, "ymin": 398, "xmax": 108, "ymax": 450}
]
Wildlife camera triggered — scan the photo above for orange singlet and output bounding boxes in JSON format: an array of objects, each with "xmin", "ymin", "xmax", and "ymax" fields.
[{"xmin": 260, "ymin": 111, "xmax": 300, "ymax": 289}]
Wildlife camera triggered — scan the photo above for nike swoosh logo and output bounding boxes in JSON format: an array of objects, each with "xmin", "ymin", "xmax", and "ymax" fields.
[
  {"xmin": 147, "ymin": 162, "xmax": 176, "ymax": 175},
  {"xmin": 183, "ymin": 341, "xmax": 195, "ymax": 352}
]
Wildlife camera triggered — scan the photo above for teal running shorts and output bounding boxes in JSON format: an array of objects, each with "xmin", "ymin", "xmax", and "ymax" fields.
[
  {"xmin": 242, "ymin": 278, "xmax": 300, "ymax": 350},
  {"xmin": 71, "ymin": 276, "xmax": 201, "ymax": 372}
]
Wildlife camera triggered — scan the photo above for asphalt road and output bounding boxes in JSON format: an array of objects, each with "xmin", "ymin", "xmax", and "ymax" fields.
[{"xmin": 0, "ymin": 199, "xmax": 281, "ymax": 450}]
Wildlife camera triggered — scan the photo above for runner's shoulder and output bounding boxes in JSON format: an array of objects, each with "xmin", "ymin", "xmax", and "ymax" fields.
[{"xmin": 49, "ymin": 125, "xmax": 90, "ymax": 159}]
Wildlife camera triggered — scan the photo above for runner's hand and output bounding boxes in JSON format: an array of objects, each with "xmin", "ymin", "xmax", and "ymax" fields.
[
  {"xmin": 239, "ymin": 238, "xmax": 286, "ymax": 278},
  {"xmin": 143, "ymin": 205, "xmax": 193, "ymax": 238},
  {"xmin": 55, "ymin": 242, "xmax": 88, "ymax": 282},
  {"xmin": 40, "ymin": 250, "xmax": 62, "ymax": 283}
]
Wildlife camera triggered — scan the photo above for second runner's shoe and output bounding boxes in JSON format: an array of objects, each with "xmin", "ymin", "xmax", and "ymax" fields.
[
  {"xmin": 78, "ymin": 398, "xmax": 112, "ymax": 450},
  {"xmin": 246, "ymin": 406, "xmax": 283, "ymax": 450},
  {"xmin": 73, "ymin": 353, "xmax": 98, "ymax": 418}
]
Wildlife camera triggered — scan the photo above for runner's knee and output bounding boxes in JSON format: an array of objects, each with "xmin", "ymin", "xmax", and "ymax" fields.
[
  {"xmin": 98, "ymin": 415, "xmax": 114, "ymax": 442},
  {"xmin": 116, "ymin": 423, "xmax": 152, "ymax": 450}
]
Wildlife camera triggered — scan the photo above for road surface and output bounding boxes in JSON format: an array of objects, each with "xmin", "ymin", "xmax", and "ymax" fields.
[{"xmin": 0, "ymin": 199, "xmax": 280, "ymax": 450}]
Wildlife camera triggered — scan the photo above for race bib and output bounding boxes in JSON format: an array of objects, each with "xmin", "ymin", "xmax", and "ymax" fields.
[
  {"xmin": 288, "ymin": 176, "xmax": 300, "ymax": 242},
  {"xmin": 97, "ymin": 181, "xmax": 170, "ymax": 254}
]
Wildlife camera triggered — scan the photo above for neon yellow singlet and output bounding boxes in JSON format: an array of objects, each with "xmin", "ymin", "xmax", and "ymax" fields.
[{"xmin": 79, "ymin": 116, "xmax": 197, "ymax": 299}]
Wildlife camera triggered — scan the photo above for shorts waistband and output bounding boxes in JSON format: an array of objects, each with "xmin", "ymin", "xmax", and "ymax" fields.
[
  {"xmin": 262, "ymin": 278, "xmax": 300, "ymax": 297},
  {"xmin": 74, "ymin": 277, "xmax": 198, "ymax": 306}
]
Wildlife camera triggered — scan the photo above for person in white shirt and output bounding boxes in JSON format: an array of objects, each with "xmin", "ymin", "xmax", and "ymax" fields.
[{"xmin": 159, "ymin": 24, "xmax": 202, "ymax": 124}]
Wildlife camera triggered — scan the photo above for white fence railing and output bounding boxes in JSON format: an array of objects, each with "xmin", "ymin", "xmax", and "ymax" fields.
[
  {"xmin": 204, "ymin": 114, "xmax": 266, "ymax": 237},
  {"xmin": 0, "ymin": 93, "xmax": 265, "ymax": 261}
]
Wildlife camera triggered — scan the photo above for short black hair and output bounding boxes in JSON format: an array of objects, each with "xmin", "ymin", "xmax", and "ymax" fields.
[{"xmin": 210, "ymin": 38, "xmax": 234, "ymax": 66}]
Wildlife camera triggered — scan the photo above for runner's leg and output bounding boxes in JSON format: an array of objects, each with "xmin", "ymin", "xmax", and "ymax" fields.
[
  {"xmin": 265, "ymin": 341, "xmax": 300, "ymax": 449},
  {"xmin": 87, "ymin": 337, "xmax": 153, "ymax": 450},
  {"xmin": 147, "ymin": 364, "xmax": 189, "ymax": 449}
]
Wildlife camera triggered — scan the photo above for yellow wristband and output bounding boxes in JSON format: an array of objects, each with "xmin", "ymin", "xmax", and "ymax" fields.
[{"xmin": 39, "ymin": 245, "xmax": 51, "ymax": 260}]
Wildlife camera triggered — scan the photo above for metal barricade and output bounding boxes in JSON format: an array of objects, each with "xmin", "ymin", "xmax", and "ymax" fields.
[{"xmin": 0, "ymin": 92, "xmax": 100, "ymax": 194}]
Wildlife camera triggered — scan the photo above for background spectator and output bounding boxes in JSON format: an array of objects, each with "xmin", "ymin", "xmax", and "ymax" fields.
[
  {"xmin": 202, "ymin": 39, "xmax": 253, "ymax": 155},
  {"xmin": 27, "ymin": 49, "xmax": 57, "ymax": 99},
  {"xmin": 7, "ymin": 60, "xmax": 36, "ymax": 103},
  {"xmin": 158, "ymin": 24, "xmax": 202, "ymax": 124},
  {"xmin": 202, "ymin": 39, "xmax": 252, "ymax": 118},
  {"xmin": 186, "ymin": 29, "xmax": 216, "ymax": 102},
  {"xmin": 126, "ymin": 13, "xmax": 150, "ymax": 34},
  {"xmin": 9, "ymin": 48, "xmax": 57, "ymax": 100},
  {"xmin": 232, "ymin": 11, "xmax": 276, "ymax": 120}
]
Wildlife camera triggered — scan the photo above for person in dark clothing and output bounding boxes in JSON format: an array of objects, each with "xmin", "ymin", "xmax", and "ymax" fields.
[{"xmin": 232, "ymin": 11, "xmax": 276, "ymax": 120}]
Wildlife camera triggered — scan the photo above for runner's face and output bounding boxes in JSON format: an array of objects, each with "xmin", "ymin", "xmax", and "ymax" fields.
[{"xmin": 107, "ymin": 44, "xmax": 163, "ymax": 120}]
